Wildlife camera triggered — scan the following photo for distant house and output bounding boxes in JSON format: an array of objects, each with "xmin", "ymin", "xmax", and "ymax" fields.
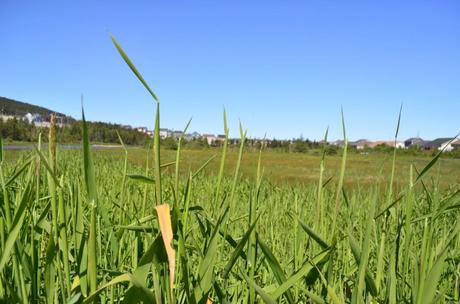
[
  {"xmin": 388, "ymin": 141, "xmax": 405, "ymax": 149},
  {"xmin": 349, "ymin": 139, "xmax": 371, "ymax": 150},
  {"xmin": 369, "ymin": 140, "xmax": 404, "ymax": 149},
  {"xmin": 453, "ymin": 140, "xmax": 460, "ymax": 150},
  {"xmin": 137, "ymin": 127, "xmax": 148, "ymax": 133},
  {"xmin": 0, "ymin": 114, "xmax": 15, "ymax": 122},
  {"xmin": 404, "ymin": 137, "xmax": 424, "ymax": 149},
  {"xmin": 24, "ymin": 113, "xmax": 42, "ymax": 124},
  {"xmin": 171, "ymin": 131, "xmax": 184, "ymax": 139},
  {"xmin": 423, "ymin": 138, "xmax": 460, "ymax": 152},
  {"xmin": 24, "ymin": 113, "xmax": 33, "ymax": 123},
  {"xmin": 34, "ymin": 121, "xmax": 51, "ymax": 128},
  {"xmin": 185, "ymin": 131, "xmax": 201, "ymax": 140},
  {"xmin": 202, "ymin": 134, "xmax": 217, "ymax": 145},
  {"xmin": 422, "ymin": 138, "xmax": 456, "ymax": 151},
  {"xmin": 439, "ymin": 139, "xmax": 460, "ymax": 151},
  {"xmin": 121, "ymin": 124, "xmax": 132, "ymax": 130},
  {"xmin": 331, "ymin": 139, "xmax": 376, "ymax": 149},
  {"xmin": 159, "ymin": 128, "xmax": 171, "ymax": 139}
]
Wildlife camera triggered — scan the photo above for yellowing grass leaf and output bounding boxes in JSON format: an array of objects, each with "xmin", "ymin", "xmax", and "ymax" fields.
[
  {"xmin": 155, "ymin": 204, "xmax": 176, "ymax": 292},
  {"xmin": 71, "ymin": 276, "xmax": 81, "ymax": 292}
]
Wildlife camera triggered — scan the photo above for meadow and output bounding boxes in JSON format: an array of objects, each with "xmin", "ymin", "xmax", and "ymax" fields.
[
  {"xmin": 1, "ymin": 36, "xmax": 460, "ymax": 303},
  {"xmin": 6, "ymin": 147, "xmax": 460, "ymax": 190},
  {"xmin": 106, "ymin": 147, "xmax": 460, "ymax": 188}
]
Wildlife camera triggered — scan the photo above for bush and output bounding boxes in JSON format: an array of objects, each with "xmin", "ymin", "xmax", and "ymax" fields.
[{"xmin": 161, "ymin": 137, "xmax": 178, "ymax": 150}]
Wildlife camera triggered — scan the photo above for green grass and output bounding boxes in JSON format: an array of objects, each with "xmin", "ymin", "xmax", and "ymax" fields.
[
  {"xmin": 0, "ymin": 36, "xmax": 460, "ymax": 303},
  {"xmin": 4, "ymin": 147, "xmax": 460, "ymax": 188},
  {"xmin": 28, "ymin": 147, "xmax": 456, "ymax": 189}
]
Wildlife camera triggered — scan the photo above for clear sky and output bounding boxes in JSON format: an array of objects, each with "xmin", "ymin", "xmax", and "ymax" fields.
[{"xmin": 1, "ymin": 1, "xmax": 459, "ymax": 140}]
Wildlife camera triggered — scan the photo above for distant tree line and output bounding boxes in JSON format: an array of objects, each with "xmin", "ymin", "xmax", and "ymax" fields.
[
  {"xmin": 2, "ymin": 117, "xmax": 459, "ymax": 158},
  {"xmin": 161, "ymin": 136, "xmax": 340, "ymax": 155}
]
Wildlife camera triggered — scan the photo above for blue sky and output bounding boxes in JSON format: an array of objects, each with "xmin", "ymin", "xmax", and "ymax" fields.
[{"xmin": 1, "ymin": 1, "xmax": 459, "ymax": 140}]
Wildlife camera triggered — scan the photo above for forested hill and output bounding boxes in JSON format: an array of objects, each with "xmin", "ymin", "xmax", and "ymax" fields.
[
  {"xmin": 0, "ymin": 96, "xmax": 73, "ymax": 121},
  {"xmin": 0, "ymin": 96, "xmax": 151, "ymax": 145}
]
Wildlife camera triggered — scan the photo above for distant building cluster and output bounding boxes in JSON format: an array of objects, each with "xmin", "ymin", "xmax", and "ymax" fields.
[
  {"xmin": 8, "ymin": 113, "xmax": 456, "ymax": 153},
  {"xmin": 332, "ymin": 137, "xmax": 460, "ymax": 152},
  {"xmin": 132, "ymin": 126, "xmax": 229, "ymax": 144},
  {"xmin": 131, "ymin": 122, "xmax": 460, "ymax": 152},
  {"xmin": 1, "ymin": 112, "xmax": 67, "ymax": 127}
]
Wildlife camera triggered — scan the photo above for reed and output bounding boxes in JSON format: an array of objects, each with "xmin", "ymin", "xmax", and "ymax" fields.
[{"xmin": 0, "ymin": 37, "xmax": 459, "ymax": 303}]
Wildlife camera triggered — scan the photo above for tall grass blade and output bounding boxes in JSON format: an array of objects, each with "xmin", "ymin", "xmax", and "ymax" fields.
[
  {"xmin": 270, "ymin": 249, "xmax": 331, "ymax": 300},
  {"xmin": 222, "ymin": 215, "xmax": 260, "ymax": 278},
  {"xmin": 110, "ymin": 35, "xmax": 159, "ymax": 102},
  {"xmin": 257, "ymin": 234, "xmax": 295, "ymax": 303},
  {"xmin": 82, "ymin": 106, "xmax": 98, "ymax": 296}
]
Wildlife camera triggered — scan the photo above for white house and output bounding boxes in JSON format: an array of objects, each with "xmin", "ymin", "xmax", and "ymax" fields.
[
  {"xmin": 202, "ymin": 134, "xmax": 217, "ymax": 145},
  {"xmin": 159, "ymin": 128, "xmax": 170, "ymax": 139},
  {"xmin": 439, "ymin": 138, "xmax": 460, "ymax": 152},
  {"xmin": 391, "ymin": 141, "xmax": 405, "ymax": 149},
  {"xmin": 24, "ymin": 113, "xmax": 42, "ymax": 124},
  {"xmin": 350, "ymin": 139, "xmax": 371, "ymax": 150},
  {"xmin": 171, "ymin": 131, "xmax": 184, "ymax": 139},
  {"xmin": 0, "ymin": 114, "xmax": 15, "ymax": 122},
  {"xmin": 369, "ymin": 140, "xmax": 404, "ymax": 149},
  {"xmin": 404, "ymin": 137, "xmax": 424, "ymax": 149}
]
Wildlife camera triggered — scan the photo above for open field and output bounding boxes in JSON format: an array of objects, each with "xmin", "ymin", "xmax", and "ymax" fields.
[
  {"xmin": 2, "ymin": 140, "xmax": 460, "ymax": 303},
  {"xmin": 7, "ymin": 147, "xmax": 459, "ymax": 189},
  {"xmin": 1, "ymin": 38, "xmax": 460, "ymax": 303},
  {"xmin": 129, "ymin": 148, "xmax": 460, "ymax": 189}
]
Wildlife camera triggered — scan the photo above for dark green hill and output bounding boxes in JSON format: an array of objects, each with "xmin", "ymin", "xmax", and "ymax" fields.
[
  {"xmin": 0, "ymin": 96, "xmax": 74, "ymax": 122},
  {"xmin": 0, "ymin": 96, "xmax": 152, "ymax": 145}
]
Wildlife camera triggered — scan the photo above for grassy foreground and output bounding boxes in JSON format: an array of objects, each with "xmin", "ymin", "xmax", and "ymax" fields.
[{"xmin": 1, "ymin": 37, "xmax": 460, "ymax": 303}]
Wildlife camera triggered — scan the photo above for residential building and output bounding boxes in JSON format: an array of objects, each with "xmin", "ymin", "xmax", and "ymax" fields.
[
  {"xmin": 369, "ymin": 140, "xmax": 404, "ymax": 149},
  {"xmin": 171, "ymin": 131, "xmax": 184, "ymax": 139},
  {"xmin": 23, "ymin": 113, "xmax": 43, "ymax": 124},
  {"xmin": 185, "ymin": 131, "xmax": 201, "ymax": 140},
  {"xmin": 422, "ymin": 138, "xmax": 454, "ymax": 151},
  {"xmin": 388, "ymin": 141, "xmax": 405, "ymax": 149},
  {"xmin": 137, "ymin": 127, "xmax": 148, "ymax": 133},
  {"xmin": 438, "ymin": 138, "xmax": 460, "ymax": 152},
  {"xmin": 350, "ymin": 139, "xmax": 372, "ymax": 150},
  {"xmin": 202, "ymin": 134, "xmax": 217, "ymax": 145},
  {"xmin": 404, "ymin": 137, "xmax": 425, "ymax": 149},
  {"xmin": 159, "ymin": 128, "xmax": 171, "ymax": 139},
  {"xmin": 0, "ymin": 114, "xmax": 15, "ymax": 122}
]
